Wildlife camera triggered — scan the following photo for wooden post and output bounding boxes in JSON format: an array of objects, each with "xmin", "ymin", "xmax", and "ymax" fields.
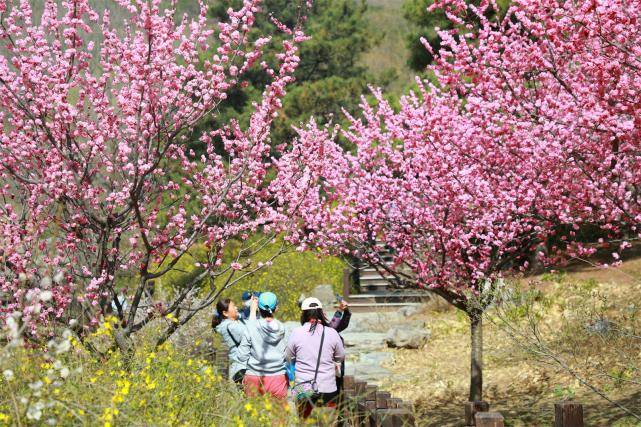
[
  {"xmin": 475, "ymin": 412, "xmax": 504, "ymax": 427},
  {"xmin": 343, "ymin": 267, "xmax": 352, "ymax": 299},
  {"xmin": 343, "ymin": 375, "xmax": 356, "ymax": 390},
  {"xmin": 342, "ymin": 391, "xmax": 357, "ymax": 426},
  {"xmin": 365, "ymin": 385, "xmax": 378, "ymax": 402},
  {"xmin": 362, "ymin": 385, "xmax": 378, "ymax": 427},
  {"xmin": 376, "ymin": 391, "xmax": 391, "ymax": 409},
  {"xmin": 554, "ymin": 402, "xmax": 584, "ymax": 427},
  {"xmin": 356, "ymin": 401, "xmax": 369, "ymax": 427},
  {"xmin": 375, "ymin": 408, "xmax": 416, "ymax": 427},
  {"xmin": 465, "ymin": 401, "xmax": 490, "ymax": 426},
  {"xmin": 340, "ymin": 375, "xmax": 355, "ymax": 423},
  {"xmin": 386, "ymin": 398, "xmax": 402, "ymax": 409},
  {"xmin": 364, "ymin": 401, "xmax": 377, "ymax": 427},
  {"xmin": 353, "ymin": 381, "xmax": 368, "ymax": 426},
  {"xmin": 354, "ymin": 381, "xmax": 367, "ymax": 398}
]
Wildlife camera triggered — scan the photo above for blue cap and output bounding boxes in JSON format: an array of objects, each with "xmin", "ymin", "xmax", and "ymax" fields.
[
  {"xmin": 241, "ymin": 291, "xmax": 252, "ymax": 301},
  {"xmin": 258, "ymin": 292, "xmax": 278, "ymax": 312}
]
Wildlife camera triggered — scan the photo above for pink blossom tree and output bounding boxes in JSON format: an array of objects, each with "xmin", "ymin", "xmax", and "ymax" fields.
[
  {"xmin": 275, "ymin": 0, "xmax": 641, "ymax": 401},
  {"xmin": 275, "ymin": 91, "xmax": 558, "ymax": 401},
  {"xmin": 0, "ymin": 0, "xmax": 309, "ymax": 350}
]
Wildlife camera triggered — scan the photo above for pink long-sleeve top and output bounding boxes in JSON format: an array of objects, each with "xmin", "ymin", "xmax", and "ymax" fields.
[{"xmin": 285, "ymin": 322, "xmax": 345, "ymax": 393}]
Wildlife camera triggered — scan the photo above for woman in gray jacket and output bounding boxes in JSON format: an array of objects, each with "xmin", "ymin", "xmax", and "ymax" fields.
[
  {"xmin": 212, "ymin": 299, "xmax": 247, "ymax": 384},
  {"xmin": 236, "ymin": 292, "xmax": 289, "ymax": 400}
]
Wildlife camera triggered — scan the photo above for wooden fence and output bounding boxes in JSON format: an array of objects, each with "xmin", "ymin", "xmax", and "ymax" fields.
[
  {"xmin": 340, "ymin": 375, "xmax": 414, "ymax": 426},
  {"xmin": 204, "ymin": 341, "xmax": 586, "ymax": 426}
]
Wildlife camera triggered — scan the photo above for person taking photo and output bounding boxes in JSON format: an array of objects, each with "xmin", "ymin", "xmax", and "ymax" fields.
[{"xmin": 237, "ymin": 292, "xmax": 288, "ymax": 400}]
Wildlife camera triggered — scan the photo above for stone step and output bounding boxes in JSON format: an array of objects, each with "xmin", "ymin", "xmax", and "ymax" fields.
[
  {"xmin": 346, "ymin": 302, "xmax": 424, "ymax": 313},
  {"xmin": 359, "ymin": 270, "xmax": 388, "ymax": 280},
  {"xmin": 348, "ymin": 292, "xmax": 431, "ymax": 299},
  {"xmin": 359, "ymin": 283, "xmax": 391, "ymax": 294},
  {"xmin": 347, "ymin": 295, "xmax": 430, "ymax": 304},
  {"xmin": 360, "ymin": 281, "xmax": 390, "ymax": 287},
  {"xmin": 359, "ymin": 258, "xmax": 393, "ymax": 269}
]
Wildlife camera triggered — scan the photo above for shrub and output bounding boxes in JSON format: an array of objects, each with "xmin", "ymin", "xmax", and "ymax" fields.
[
  {"xmin": 220, "ymin": 245, "xmax": 346, "ymax": 321},
  {"xmin": 0, "ymin": 322, "xmax": 297, "ymax": 426}
]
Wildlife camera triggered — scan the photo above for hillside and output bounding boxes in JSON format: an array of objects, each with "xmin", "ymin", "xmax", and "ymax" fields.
[
  {"xmin": 362, "ymin": 0, "xmax": 416, "ymax": 93},
  {"xmin": 26, "ymin": 0, "xmax": 414, "ymax": 95}
]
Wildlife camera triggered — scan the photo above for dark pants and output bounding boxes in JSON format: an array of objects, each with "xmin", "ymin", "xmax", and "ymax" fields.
[
  {"xmin": 336, "ymin": 360, "xmax": 345, "ymax": 390},
  {"xmin": 232, "ymin": 369, "xmax": 245, "ymax": 387}
]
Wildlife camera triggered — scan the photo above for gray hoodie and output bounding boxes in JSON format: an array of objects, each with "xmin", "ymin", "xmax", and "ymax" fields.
[
  {"xmin": 237, "ymin": 318, "xmax": 286, "ymax": 376},
  {"xmin": 215, "ymin": 318, "xmax": 248, "ymax": 379}
]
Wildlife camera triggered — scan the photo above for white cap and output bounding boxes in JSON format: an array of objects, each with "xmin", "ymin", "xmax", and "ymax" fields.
[{"xmin": 300, "ymin": 297, "xmax": 323, "ymax": 311}]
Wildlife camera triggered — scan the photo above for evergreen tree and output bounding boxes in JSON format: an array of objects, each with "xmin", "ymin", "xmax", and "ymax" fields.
[
  {"xmin": 201, "ymin": 0, "xmax": 375, "ymax": 151},
  {"xmin": 403, "ymin": 0, "xmax": 509, "ymax": 71}
]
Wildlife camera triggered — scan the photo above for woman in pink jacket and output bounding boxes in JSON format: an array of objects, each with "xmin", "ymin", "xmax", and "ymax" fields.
[{"xmin": 286, "ymin": 297, "xmax": 346, "ymax": 419}]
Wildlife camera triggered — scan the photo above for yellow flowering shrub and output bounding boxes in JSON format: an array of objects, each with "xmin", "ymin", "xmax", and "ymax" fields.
[{"xmin": 0, "ymin": 323, "xmax": 300, "ymax": 426}]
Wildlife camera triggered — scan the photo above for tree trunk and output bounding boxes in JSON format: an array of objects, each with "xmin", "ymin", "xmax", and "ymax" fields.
[
  {"xmin": 469, "ymin": 311, "xmax": 483, "ymax": 402},
  {"xmin": 114, "ymin": 328, "xmax": 134, "ymax": 355}
]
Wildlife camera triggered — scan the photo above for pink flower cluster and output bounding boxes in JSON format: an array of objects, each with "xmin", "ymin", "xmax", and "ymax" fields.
[
  {"xmin": 0, "ymin": 0, "xmax": 308, "ymax": 338},
  {"xmin": 275, "ymin": 0, "xmax": 641, "ymax": 308}
]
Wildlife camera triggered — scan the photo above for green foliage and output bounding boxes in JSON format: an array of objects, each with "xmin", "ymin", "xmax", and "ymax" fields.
[
  {"xmin": 402, "ymin": 0, "xmax": 510, "ymax": 71},
  {"xmin": 612, "ymin": 416, "xmax": 641, "ymax": 427},
  {"xmin": 138, "ymin": 233, "xmax": 345, "ymax": 322},
  {"xmin": 498, "ymin": 285, "xmax": 551, "ymax": 324},
  {"xmin": 402, "ymin": 0, "xmax": 449, "ymax": 71},
  {"xmin": 202, "ymin": 0, "xmax": 376, "ymax": 149},
  {"xmin": 148, "ymin": 244, "xmax": 211, "ymax": 298},
  {"xmin": 274, "ymin": 76, "xmax": 370, "ymax": 149},
  {"xmin": 539, "ymin": 270, "xmax": 568, "ymax": 284},
  {"xmin": 221, "ymin": 246, "xmax": 346, "ymax": 321},
  {"xmin": 553, "ymin": 384, "xmax": 576, "ymax": 400}
]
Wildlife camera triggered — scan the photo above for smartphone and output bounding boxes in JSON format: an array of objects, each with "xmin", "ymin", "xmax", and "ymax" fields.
[{"xmin": 335, "ymin": 294, "xmax": 343, "ymax": 303}]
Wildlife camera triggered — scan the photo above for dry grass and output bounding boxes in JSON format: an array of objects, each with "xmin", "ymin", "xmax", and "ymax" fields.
[{"xmin": 379, "ymin": 260, "xmax": 641, "ymax": 426}]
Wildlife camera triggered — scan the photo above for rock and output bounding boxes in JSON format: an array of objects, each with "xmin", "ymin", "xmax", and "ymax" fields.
[
  {"xmin": 397, "ymin": 305, "xmax": 422, "ymax": 317},
  {"xmin": 347, "ymin": 312, "xmax": 401, "ymax": 333},
  {"xmin": 585, "ymin": 318, "xmax": 614, "ymax": 335},
  {"xmin": 385, "ymin": 327, "xmax": 430, "ymax": 349},
  {"xmin": 357, "ymin": 351, "xmax": 393, "ymax": 366},
  {"xmin": 310, "ymin": 284, "xmax": 336, "ymax": 311}
]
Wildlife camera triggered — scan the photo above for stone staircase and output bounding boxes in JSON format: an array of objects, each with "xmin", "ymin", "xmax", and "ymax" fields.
[{"xmin": 344, "ymin": 253, "xmax": 432, "ymax": 313}]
